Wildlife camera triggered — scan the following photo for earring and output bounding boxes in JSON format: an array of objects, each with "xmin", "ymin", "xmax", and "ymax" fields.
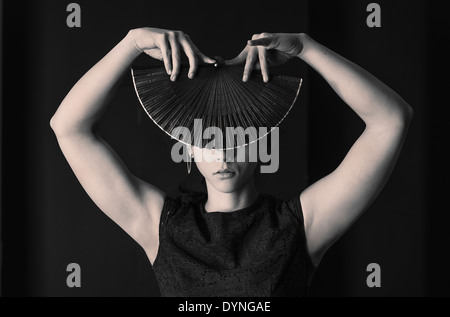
[
  {"xmin": 187, "ymin": 154, "xmax": 192, "ymax": 174},
  {"xmin": 187, "ymin": 145, "xmax": 194, "ymax": 174}
]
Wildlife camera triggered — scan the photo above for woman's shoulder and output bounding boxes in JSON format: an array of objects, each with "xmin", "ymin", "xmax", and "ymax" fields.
[
  {"xmin": 161, "ymin": 193, "xmax": 195, "ymax": 213},
  {"xmin": 160, "ymin": 191, "xmax": 204, "ymax": 219},
  {"xmin": 259, "ymin": 193, "xmax": 305, "ymax": 225}
]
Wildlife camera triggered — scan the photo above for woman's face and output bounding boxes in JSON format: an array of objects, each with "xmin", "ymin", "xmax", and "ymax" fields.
[{"xmin": 193, "ymin": 145, "xmax": 258, "ymax": 193}]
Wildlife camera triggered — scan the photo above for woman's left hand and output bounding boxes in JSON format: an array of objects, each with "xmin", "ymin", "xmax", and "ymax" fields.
[{"xmin": 226, "ymin": 32, "xmax": 306, "ymax": 82}]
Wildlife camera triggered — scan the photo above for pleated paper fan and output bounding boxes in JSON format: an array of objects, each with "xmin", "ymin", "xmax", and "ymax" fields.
[{"xmin": 131, "ymin": 59, "xmax": 302, "ymax": 150}]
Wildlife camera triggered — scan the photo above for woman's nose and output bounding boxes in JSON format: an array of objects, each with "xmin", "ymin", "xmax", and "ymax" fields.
[{"xmin": 212, "ymin": 149, "xmax": 236, "ymax": 162}]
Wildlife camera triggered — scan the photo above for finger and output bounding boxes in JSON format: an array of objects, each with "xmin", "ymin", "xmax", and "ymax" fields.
[
  {"xmin": 225, "ymin": 47, "xmax": 248, "ymax": 66},
  {"xmin": 225, "ymin": 56, "xmax": 243, "ymax": 66},
  {"xmin": 243, "ymin": 47, "xmax": 258, "ymax": 82},
  {"xmin": 248, "ymin": 37, "xmax": 278, "ymax": 49},
  {"xmin": 185, "ymin": 37, "xmax": 216, "ymax": 65},
  {"xmin": 192, "ymin": 45, "xmax": 216, "ymax": 64},
  {"xmin": 179, "ymin": 35, "xmax": 198, "ymax": 79},
  {"xmin": 198, "ymin": 52, "xmax": 216, "ymax": 64},
  {"xmin": 159, "ymin": 34, "xmax": 172, "ymax": 75},
  {"xmin": 168, "ymin": 32, "xmax": 181, "ymax": 81},
  {"xmin": 258, "ymin": 47, "xmax": 269, "ymax": 83}
]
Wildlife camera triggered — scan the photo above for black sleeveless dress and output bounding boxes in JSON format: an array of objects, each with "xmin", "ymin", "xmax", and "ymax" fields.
[{"xmin": 153, "ymin": 193, "xmax": 316, "ymax": 297}]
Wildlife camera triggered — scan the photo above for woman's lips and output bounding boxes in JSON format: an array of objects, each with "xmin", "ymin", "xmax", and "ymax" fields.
[{"xmin": 214, "ymin": 169, "xmax": 236, "ymax": 179}]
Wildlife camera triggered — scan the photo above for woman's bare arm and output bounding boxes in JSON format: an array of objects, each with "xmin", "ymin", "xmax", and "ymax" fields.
[
  {"xmin": 232, "ymin": 33, "xmax": 413, "ymax": 266},
  {"xmin": 296, "ymin": 34, "xmax": 413, "ymax": 265},
  {"xmin": 50, "ymin": 27, "xmax": 214, "ymax": 263}
]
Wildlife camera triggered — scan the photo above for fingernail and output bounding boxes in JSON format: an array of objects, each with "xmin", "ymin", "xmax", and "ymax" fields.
[
  {"xmin": 188, "ymin": 72, "xmax": 194, "ymax": 79},
  {"xmin": 167, "ymin": 69, "xmax": 172, "ymax": 75},
  {"xmin": 171, "ymin": 75, "xmax": 176, "ymax": 81},
  {"xmin": 243, "ymin": 75, "xmax": 248, "ymax": 82},
  {"xmin": 263, "ymin": 75, "xmax": 268, "ymax": 83}
]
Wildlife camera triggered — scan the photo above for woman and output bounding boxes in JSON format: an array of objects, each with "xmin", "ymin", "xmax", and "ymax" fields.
[{"xmin": 50, "ymin": 27, "xmax": 413, "ymax": 296}]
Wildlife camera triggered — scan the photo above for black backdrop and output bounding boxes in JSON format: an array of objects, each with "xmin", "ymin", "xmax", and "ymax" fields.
[{"xmin": 1, "ymin": 0, "xmax": 448, "ymax": 297}]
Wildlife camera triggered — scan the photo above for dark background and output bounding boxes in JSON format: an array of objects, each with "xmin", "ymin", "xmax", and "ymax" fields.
[{"xmin": 1, "ymin": 0, "xmax": 447, "ymax": 296}]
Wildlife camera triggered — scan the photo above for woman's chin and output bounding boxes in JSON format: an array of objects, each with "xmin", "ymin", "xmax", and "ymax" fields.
[{"xmin": 209, "ymin": 179, "xmax": 241, "ymax": 194}]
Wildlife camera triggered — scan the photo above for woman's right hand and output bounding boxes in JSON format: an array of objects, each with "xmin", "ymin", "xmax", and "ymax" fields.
[
  {"xmin": 130, "ymin": 27, "xmax": 215, "ymax": 81},
  {"xmin": 227, "ymin": 32, "xmax": 307, "ymax": 83}
]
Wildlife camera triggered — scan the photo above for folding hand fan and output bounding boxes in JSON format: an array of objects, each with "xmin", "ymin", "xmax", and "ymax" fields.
[{"xmin": 131, "ymin": 58, "xmax": 302, "ymax": 150}]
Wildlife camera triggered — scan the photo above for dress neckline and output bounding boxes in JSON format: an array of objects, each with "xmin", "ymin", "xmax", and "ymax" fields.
[{"xmin": 200, "ymin": 194, "xmax": 265, "ymax": 216}]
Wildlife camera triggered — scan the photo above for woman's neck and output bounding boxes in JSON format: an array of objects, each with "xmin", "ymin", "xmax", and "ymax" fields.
[{"xmin": 204, "ymin": 182, "xmax": 258, "ymax": 213}]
